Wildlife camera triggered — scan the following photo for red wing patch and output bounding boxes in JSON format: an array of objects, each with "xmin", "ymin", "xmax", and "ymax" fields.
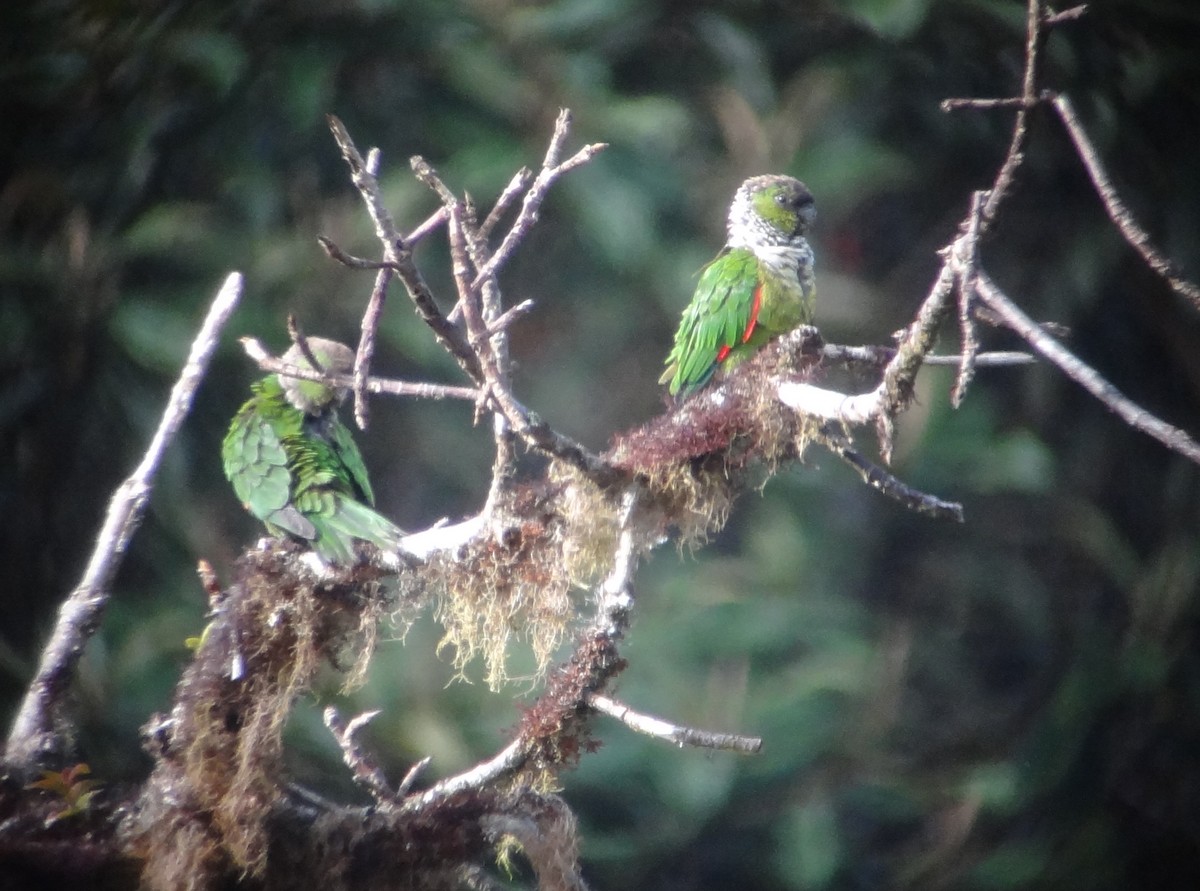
[
  {"xmin": 716, "ymin": 282, "xmax": 764, "ymax": 366},
  {"xmin": 743, "ymin": 282, "xmax": 763, "ymax": 343}
]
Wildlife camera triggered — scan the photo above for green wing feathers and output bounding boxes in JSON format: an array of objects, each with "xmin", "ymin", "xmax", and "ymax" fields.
[
  {"xmin": 660, "ymin": 248, "xmax": 761, "ymax": 396},
  {"xmin": 222, "ymin": 376, "xmax": 404, "ymax": 562}
]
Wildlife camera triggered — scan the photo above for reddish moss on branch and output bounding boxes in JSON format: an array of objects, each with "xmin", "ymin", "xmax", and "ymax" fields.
[
  {"xmin": 130, "ymin": 541, "xmax": 398, "ymax": 887},
  {"xmin": 605, "ymin": 328, "xmax": 824, "ymax": 545}
]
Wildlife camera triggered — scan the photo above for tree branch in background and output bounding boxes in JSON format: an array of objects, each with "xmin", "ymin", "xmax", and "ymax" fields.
[
  {"xmin": 5, "ymin": 273, "xmax": 244, "ymax": 769},
  {"xmin": 972, "ymin": 271, "xmax": 1200, "ymax": 463},
  {"xmin": 1050, "ymin": 93, "xmax": 1200, "ymax": 311}
]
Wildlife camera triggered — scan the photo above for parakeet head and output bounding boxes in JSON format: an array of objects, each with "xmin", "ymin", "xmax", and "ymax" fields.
[
  {"xmin": 279, "ymin": 337, "xmax": 355, "ymax": 414},
  {"xmin": 727, "ymin": 175, "xmax": 816, "ymax": 251}
]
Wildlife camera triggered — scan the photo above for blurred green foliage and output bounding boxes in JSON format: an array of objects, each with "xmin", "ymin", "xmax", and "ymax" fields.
[{"xmin": 4, "ymin": 0, "xmax": 1200, "ymax": 888}]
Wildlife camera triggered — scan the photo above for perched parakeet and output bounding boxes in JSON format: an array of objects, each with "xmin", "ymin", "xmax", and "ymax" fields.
[
  {"xmin": 661, "ymin": 175, "xmax": 817, "ymax": 396},
  {"xmin": 222, "ymin": 338, "xmax": 404, "ymax": 564}
]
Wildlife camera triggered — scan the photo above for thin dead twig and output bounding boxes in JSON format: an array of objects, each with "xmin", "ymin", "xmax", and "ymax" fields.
[
  {"xmin": 324, "ymin": 707, "xmax": 394, "ymax": 803},
  {"xmin": 327, "ymin": 115, "xmax": 482, "ymax": 383},
  {"xmin": 952, "ymin": 192, "xmax": 986, "ymax": 407},
  {"xmin": 413, "ymin": 146, "xmax": 622, "ymax": 489},
  {"xmin": 240, "ymin": 337, "xmax": 480, "ymax": 402},
  {"xmin": 471, "ymin": 110, "xmax": 607, "ymax": 292},
  {"xmin": 587, "ymin": 694, "xmax": 762, "ymax": 754},
  {"xmin": 6, "ymin": 273, "xmax": 244, "ymax": 767},
  {"xmin": 1050, "ymin": 93, "xmax": 1200, "ymax": 311},
  {"xmin": 354, "ymin": 267, "xmax": 391, "ymax": 429},
  {"xmin": 822, "ymin": 344, "xmax": 1034, "ymax": 369},
  {"xmin": 980, "ymin": 0, "xmax": 1045, "ymax": 224},
  {"xmin": 972, "ymin": 271, "xmax": 1200, "ymax": 464},
  {"xmin": 815, "ymin": 426, "xmax": 964, "ymax": 522}
]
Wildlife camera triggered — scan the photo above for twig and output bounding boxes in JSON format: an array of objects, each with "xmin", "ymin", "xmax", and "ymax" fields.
[
  {"xmin": 815, "ymin": 426, "xmax": 965, "ymax": 522},
  {"xmin": 413, "ymin": 150, "xmax": 622, "ymax": 489},
  {"xmin": 973, "ymin": 271, "xmax": 1200, "ymax": 464},
  {"xmin": 405, "ymin": 206, "xmax": 449, "ymax": 246},
  {"xmin": 354, "ymin": 267, "xmax": 391, "ymax": 429},
  {"xmin": 405, "ymin": 739, "xmax": 526, "ymax": 810},
  {"xmin": 487, "ymin": 299, "xmax": 535, "ymax": 336},
  {"xmin": 821, "ymin": 344, "xmax": 1034, "ymax": 368},
  {"xmin": 397, "ymin": 756, "xmax": 432, "ymax": 797},
  {"xmin": 587, "ymin": 693, "xmax": 763, "ymax": 754},
  {"xmin": 327, "ymin": 115, "xmax": 483, "ymax": 383},
  {"xmin": 980, "ymin": 0, "xmax": 1044, "ymax": 224},
  {"xmin": 5, "ymin": 273, "xmax": 244, "ymax": 767},
  {"xmin": 286, "ymin": 315, "xmax": 323, "ymax": 373},
  {"xmin": 1050, "ymin": 93, "xmax": 1200, "ymax": 311},
  {"xmin": 926, "ymin": 351, "xmax": 1035, "ymax": 366},
  {"xmin": 480, "ymin": 168, "xmax": 533, "ymax": 241},
  {"xmin": 1043, "ymin": 4, "xmax": 1087, "ymax": 27},
  {"xmin": 317, "ymin": 236, "xmax": 394, "ymax": 270},
  {"xmin": 875, "ymin": 260, "xmax": 959, "ymax": 461},
  {"xmin": 940, "ymin": 96, "xmax": 1036, "ymax": 111},
  {"xmin": 324, "ymin": 707, "xmax": 394, "ymax": 803},
  {"xmin": 240, "ymin": 337, "xmax": 481, "ymax": 401},
  {"xmin": 470, "ymin": 110, "xmax": 607, "ymax": 291},
  {"xmin": 952, "ymin": 192, "xmax": 986, "ymax": 407}
]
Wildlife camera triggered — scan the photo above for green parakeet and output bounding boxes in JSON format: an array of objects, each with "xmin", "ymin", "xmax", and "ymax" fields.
[
  {"xmin": 661, "ymin": 175, "xmax": 816, "ymax": 396},
  {"xmin": 222, "ymin": 338, "xmax": 404, "ymax": 564}
]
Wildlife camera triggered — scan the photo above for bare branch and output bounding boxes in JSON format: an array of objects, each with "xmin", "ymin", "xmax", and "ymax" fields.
[
  {"xmin": 317, "ymin": 236, "xmax": 394, "ymax": 270},
  {"xmin": 327, "ymin": 115, "xmax": 483, "ymax": 383},
  {"xmin": 286, "ymin": 315, "xmax": 324, "ymax": 373},
  {"xmin": 587, "ymin": 694, "xmax": 763, "ymax": 754},
  {"xmin": 479, "ymin": 168, "xmax": 532, "ymax": 241},
  {"xmin": 973, "ymin": 271, "xmax": 1200, "ymax": 464},
  {"xmin": 405, "ymin": 739, "xmax": 527, "ymax": 810},
  {"xmin": 1050, "ymin": 93, "xmax": 1200, "ymax": 311},
  {"xmin": 941, "ymin": 96, "xmax": 1036, "ymax": 112},
  {"xmin": 952, "ymin": 191, "xmax": 986, "ymax": 406},
  {"xmin": 471, "ymin": 110, "xmax": 607, "ymax": 291},
  {"xmin": 487, "ymin": 299, "xmax": 535, "ymax": 336},
  {"xmin": 354, "ymin": 267, "xmax": 391, "ymax": 429},
  {"xmin": 324, "ymin": 707, "xmax": 394, "ymax": 803},
  {"xmin": 240, "ymin": 337, "xmax": 481, "ymax": 402},
  {"xmin": 397, "ymin": 756, "xmax": 432, "ymax": 797},
  {"xmin": 875, "ymin": 260, "xmax": 959, "ymax": 462},
  {"xmin": 925, "ymin": 351, "xmax": 1035, "ymax": 367},
  {"xmin": 6, "ymin": 273, "xmax": 244, "ymax": 767},
  {"xmin": 822, "ymin": 344, "xmax": 1034, "ymax": 368},
  {"xmin": 980, "ymin": 0, "xmax": 1045, "ymax": 224},
  {"xmin": 814, "ymin": 426, "xmax": 964, "ymax": 522},
  {"xmin": 1043, "ymin": 4, "xmax": 1088, "ymax": 27},
  {"xmin": 405, "ymin": 206, "xmax": 449, "ymax": 246},
  {"xmin": 410, "ymin": 150, "xmax": 622, "ymax": 489}
]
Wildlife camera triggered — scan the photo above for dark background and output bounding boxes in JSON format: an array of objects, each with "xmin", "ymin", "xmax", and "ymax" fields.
[{"xmin": 4, "ymin": 0, "xmax": 1200, "ymax": 887}]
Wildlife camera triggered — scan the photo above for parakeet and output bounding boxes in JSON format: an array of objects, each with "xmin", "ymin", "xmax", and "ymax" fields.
[
  {"xmin": 222, "ymin": 338, "xmax": 404, "ymax": 564},
  {"xmin": 661, "ymin": 174, "xmax": 816, "ymax": 397}
]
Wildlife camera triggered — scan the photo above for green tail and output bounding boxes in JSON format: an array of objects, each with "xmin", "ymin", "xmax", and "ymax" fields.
[{"xmin": 294, "ymin": 487, "xmax": 406, "ymax": 564}]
